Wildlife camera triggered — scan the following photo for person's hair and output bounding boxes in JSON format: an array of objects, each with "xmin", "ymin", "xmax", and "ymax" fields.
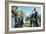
[
  {"xmin": 12, "ymin": 6, "xmax": 18, "ymax": 10},
  {"xmin": 34, "ymin": 8, "xmax": 36, "ymax": 11}
]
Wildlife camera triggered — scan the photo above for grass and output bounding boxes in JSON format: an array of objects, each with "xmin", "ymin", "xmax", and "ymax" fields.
[{"xmin": 22, "ymin": 20, "xmax": 31, "ymax": 27}]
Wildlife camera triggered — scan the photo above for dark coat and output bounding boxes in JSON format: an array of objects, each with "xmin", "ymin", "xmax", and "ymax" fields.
[
  {"xmin": 30, "ymin": 11, "xmax": 38, "ymax": 27},
  {"xmin": 15, "ymin": 15, "xmax": 23, "ymax": 28}
]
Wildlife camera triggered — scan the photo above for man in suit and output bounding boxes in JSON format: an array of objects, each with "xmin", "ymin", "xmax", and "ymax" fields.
[{"xmin": 30, "ymin": 8, "xmax": 39, "ymax": 27}]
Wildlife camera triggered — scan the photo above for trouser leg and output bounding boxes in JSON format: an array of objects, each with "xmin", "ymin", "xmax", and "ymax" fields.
[
  {"xmin": 30, "ymin": 20, "xmax": 32, "ymax": 27},
  {"xmin": 35, "ymin": 20, "xmax": 39, "ymax": 27}
]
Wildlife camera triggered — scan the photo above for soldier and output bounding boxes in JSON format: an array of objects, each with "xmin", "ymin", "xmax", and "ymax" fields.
[
  {"xmin": 14, "ymin": 10, "xmax": 24, "ymax": 28},
  {"xmin": 11, "ymin": 6, "xmax": 18, "ymax": 28}
]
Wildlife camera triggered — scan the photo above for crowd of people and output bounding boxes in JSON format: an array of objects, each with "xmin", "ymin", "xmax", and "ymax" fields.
[{"xmin": 11, "ymin": 6, "xmax": 41, "ymax": 28}]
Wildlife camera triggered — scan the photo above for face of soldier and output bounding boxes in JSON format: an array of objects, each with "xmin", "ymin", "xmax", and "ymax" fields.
[
  {"xmin": 16, "ymin": 12, "xmax": 21, "ymax": 16},
  {"xmin": 12, "ymin": 6, "xmax": 17, "ymax": 12},
  {"xmin": 13, "ymin": 7, "xmax": 16, "ymax": 11},
  {"xmin": 17, "ymin": 12, "xmax": 20, "ymax": 15}
]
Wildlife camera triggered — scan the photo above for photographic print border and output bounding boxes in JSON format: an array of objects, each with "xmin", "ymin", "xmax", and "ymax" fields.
[{"xmin": 5, "ymin": 1, "xmax": 45, "ymax": 33}]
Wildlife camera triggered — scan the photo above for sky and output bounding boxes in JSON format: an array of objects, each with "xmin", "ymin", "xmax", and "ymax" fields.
[
  {"xmin": 17, "ymin": 6, "xmax": 41, "ymax": 12},
  {"xmin": 16, "ymin": 6, "xmax": 41, "ymax": 16},
  {"xmin": 17, "ymin": 6, "xmax": 33, "ymax": 12}
]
